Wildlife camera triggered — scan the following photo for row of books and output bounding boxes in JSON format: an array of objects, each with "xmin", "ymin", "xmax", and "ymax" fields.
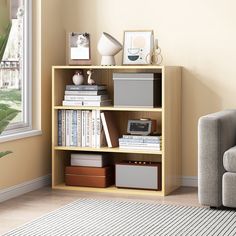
[
  {"xmin": 58, "ymin": 110, "xmax": 119, "ymax": 148},
  {"xmin": 119, "ymin": 135, "xmax": 162, "ymax": 150},
  {"xmin": 62, "ymin": 85, "xmax": 112, "ymax": 107},
  {"xmin": 58, "ymin": 110, "xmax": 106, "ymax": 147}
]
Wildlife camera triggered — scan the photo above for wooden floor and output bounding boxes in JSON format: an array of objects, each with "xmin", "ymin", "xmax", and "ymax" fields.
[{"xmin": 0, "ymin": 186, "xmax": 200, "ymax": 235}]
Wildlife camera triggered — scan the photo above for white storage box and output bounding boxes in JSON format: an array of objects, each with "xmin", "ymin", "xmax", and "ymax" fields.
[{"xmin": 71, "ymin": 153, "xmax": 110, "ymax": 167}]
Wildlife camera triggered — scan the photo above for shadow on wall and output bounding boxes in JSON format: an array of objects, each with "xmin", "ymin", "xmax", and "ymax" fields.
[{"xmin": 181, "ymin": 67, "xmax": 222, "ymax": 176}]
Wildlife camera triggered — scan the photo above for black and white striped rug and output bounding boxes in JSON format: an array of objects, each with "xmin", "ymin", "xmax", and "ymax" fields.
[{"xmin": 3, "ymin": 199, "xmax": 236, "ymax": 236}]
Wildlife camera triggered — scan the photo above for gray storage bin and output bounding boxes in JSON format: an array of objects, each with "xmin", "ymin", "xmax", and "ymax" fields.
[{"xmin": 113, "ymin": 73, "xmax": 161, "ymax": 107}]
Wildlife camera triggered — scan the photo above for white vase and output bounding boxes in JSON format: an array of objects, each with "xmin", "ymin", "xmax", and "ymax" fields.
[
  {"xmin": 72, "ymin": 72, "xmax": 84, "ymax": 85},
  {"xmin": 97, "ymin": 32, "xmax": 122, "ymax": 66}
]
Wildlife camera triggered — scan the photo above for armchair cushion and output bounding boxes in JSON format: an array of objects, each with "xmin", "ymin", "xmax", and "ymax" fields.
[{"xmin": 223, "ymin": 146, "xmax": 236, "ymax": 172}]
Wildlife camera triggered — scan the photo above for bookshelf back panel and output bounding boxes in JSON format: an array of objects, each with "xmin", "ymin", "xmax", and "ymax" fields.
[
  {"xmin": 53, "ymin": 151, "xmax": 71, "ymax": 186},
  {"xmin": 114, "ymin": 111, "xmax": 162, "ymax": 137},
  {"xmin": 53, "ymin": 69, "xmax": 75, "ymax": 106}
]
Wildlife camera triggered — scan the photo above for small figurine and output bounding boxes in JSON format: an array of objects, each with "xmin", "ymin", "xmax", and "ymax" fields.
[
  {"xmin": 72, "ymin": 70, "xmax": 84, "ymax": 85},
  {"xmin": 87, "ymin": 69, "xmax": 96, "ymax": 85}
]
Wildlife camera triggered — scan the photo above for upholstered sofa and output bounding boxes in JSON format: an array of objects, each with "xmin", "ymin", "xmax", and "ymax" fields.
[{"xmin": 198, "ymin": 110, "xmax": 236, "ymax": 208}]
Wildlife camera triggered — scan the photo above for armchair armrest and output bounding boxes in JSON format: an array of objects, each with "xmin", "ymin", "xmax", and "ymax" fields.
[{"xmin": 198, "ymin": 110, "xmax": 236, "ymax": 207}]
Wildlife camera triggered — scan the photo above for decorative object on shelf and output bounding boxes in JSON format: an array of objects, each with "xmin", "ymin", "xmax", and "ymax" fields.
[
  {"xmin": 127, "ymin": 119, "xmax": 156, "ymax": 136},
  {"xmin": 72, "ymin": 70, "xmax": 84, "ymax": 85},
  {"xmin": 146, "ymin": 39, "xmax": 163, "ymax": 65},
  {"xmin": 67, "ymin": 32, "xmax": 92, "ymax": 65},
  {"xmin": 122, "ymin": 30, "xmax": 154, "ymax": 65},
  {"xmin": 97, "ymin": 32, "xmax": 122, "ymax": 66},
  {"xmin": 87, "ymin": 69, "xmax": 95, "ymax": 85},
  {"xmin": 116, "ymin": 161, "xmax": 162, "ymax": 190}
]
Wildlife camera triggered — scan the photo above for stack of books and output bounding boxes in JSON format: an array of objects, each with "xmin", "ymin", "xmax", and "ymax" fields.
[
  {"xmin": 63, "ymin": 84, "xmax": 112, "ymax": 107},
  {"xmin": 119, "ymin": 135, "xmax": 162, "ymax": 150},
  {"xmin": 58, "ymin": 109, "xmax": 106, "ymax": 148}
]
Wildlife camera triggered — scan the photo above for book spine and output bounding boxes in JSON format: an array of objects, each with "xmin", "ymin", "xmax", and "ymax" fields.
[
  {"xmin": 71, "ymin": 110, "xmax": 77, "ymax": 146},
  {"xmin": 85, "ymin": 111, "xmax": 90, "ymax": 147},
  {"xmin": 77, "ymin": 110, "xmax": 81, "ymax": 147},
  {"xmin": 119, "ymin": 142, "xmax": 161, "ymax": 148},
  {"xmin": 119, "ymin": 146, "xmax": 161, "ymax": 150},
  {"xmin": 66, "ymin": 85, "xmax": 106, "ymax": 91},
  {"xmin": 122, "ymin": 135, "xmax": 162, "ymax": 140},
  {"xmin": 65, "ymin": 90, "xmax": 107, "ymax": 95},
  {"xmin": 119, "ymin": 138, "xmax": 161, "ymax": 144},
  {"xmin": 92, "ymin": 110, "xmax": 96, "ymax": 148},
  {"xmin": 81, "ymin": 111, "xmax": 85, "ymax": 147},
  {"xmin": 83, "ymin": 100, "xmax": 111, "ymax": 107},
  {"xmin": 65, "ymin": 110, "xmax": 71, "ymax": 146},
  {"xmin": 96, "ymin": 110, "xmax": 101, "ymax": 147},
  {"xmin": 62, "ymin": 100, "xmax": 83, "ymax": 106},
  {"xmin": 64, "ymin": 95, "xmax": 108, "ymax": 101},
  {"xmin": 89, "ymin": 111, "xmax": 92, "ymax": 147},
  {"xmin": 61, "ymin": 110, "xmax": 66, "ymax": 146},
  {"xmin": 58, "ymin": 110, "xmax": 62, "ymax": 146}
]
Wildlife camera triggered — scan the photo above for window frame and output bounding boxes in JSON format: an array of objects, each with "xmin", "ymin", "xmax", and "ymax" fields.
[{"xmin": 0, "ymin": 0, "xmax": 41, "ymax": 142}]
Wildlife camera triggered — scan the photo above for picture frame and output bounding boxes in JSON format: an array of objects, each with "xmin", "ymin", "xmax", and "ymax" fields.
[
  {"xmin": 122, "ymin": 30, "xmax": 154, "ymax": 65},
  {"xmin": 67, "ymin": 32, "xmax": 92, "ymax": 65}
]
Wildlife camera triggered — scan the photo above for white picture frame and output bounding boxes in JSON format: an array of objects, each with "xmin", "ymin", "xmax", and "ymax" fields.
[
  {"xmin": 122, "ymin": 30, "xmax": 154, "ymax": 65},
  {"xmin": 67, "ymin": 32, "xmax": 92, "ymax": 65}
]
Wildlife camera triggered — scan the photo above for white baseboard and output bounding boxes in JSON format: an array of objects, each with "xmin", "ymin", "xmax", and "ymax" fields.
[
  {"xmin": 181, "ymin": 176, "xmax": 198, "ymax": 187},
  {"xmin": 0, "ymin": 174, "xmax": 51, "ymax": 203}
]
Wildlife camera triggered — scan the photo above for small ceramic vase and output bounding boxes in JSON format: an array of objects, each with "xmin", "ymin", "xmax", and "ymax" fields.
[{"xmin": 72, "ymin": 70, "xmax": 84, "ymax": 85}]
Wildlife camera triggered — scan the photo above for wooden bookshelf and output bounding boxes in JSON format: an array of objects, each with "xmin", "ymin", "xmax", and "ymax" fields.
[{"xmin": 52, "ymin": 65, "xmax": 181, "ymax": 196}]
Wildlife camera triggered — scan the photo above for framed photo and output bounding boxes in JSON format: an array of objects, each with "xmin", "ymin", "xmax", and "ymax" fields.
[
  {"xmin": 67, "ymin": 32, "xmax": 92, "ymax": 65},
  {"xmin": 122, "ymin": 30, "xmax": 154, "ymax": 65}
]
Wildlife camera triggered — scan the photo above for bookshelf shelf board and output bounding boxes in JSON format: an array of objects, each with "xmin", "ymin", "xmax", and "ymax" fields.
[
  {"xmin": 54, "ymin": 106, "xmax": 162, "ymax": 112},
  {"xmin": 52, "ymin": 65, "xmax": 165, "ymax": 70},
  {"xmin": 54, "ymin": 146, "xmax": 162, "ymax": 155},
  {"xmin": 53, "ymin": 183, "xmax": 164, "ymax": 196}
]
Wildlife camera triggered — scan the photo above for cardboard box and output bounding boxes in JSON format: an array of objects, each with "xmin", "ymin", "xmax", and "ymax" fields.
[
  {"xmin": 71, "ymin": 153, "xmax": 110, "ymax": 167},
  {"xmin": 65, "ymin": 166, "xmax": 114, "ymax": 188}
]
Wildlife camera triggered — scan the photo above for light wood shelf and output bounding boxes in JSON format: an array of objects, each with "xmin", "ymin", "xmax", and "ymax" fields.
[
  {"xmin": 53, "ymin": 183, "xmax": 164, "ymax": 196},
  {"xmin": 54, "ymin": 146, "xmax": 162, "ymax": 155},
  {"xmin": 52, "ymin": 65, "xmax": 182, "ymax": 196},
  {"xmin": 52, "ymin": 65, "xmax": 165, "ymax": 70},
  {"xmin": 54, "ymin": 106, "xmax": 162, "ymax": 112}
]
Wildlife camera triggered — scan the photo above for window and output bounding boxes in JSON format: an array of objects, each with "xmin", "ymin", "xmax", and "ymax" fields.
[{"xmin": 0, "ymin": 0, "xmax": 33, "ymax": 138}]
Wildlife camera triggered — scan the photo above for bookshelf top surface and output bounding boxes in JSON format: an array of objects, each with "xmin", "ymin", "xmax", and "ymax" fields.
[{"xmin": 52, "ymin": 65, "xmax": 180, "ymax": 70}]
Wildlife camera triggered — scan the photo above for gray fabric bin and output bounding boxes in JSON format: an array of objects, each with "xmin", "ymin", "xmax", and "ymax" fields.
[{"xmin": 113, "ymin": 73, "xmax": 161, "ymax": 107}]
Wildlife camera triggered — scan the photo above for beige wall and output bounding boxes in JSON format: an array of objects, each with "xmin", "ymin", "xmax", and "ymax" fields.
[
  {"xmin": 1, "ymin": 0, "xmax": 236, "ymax": 188},
  {"xmin": 0, "ymin": 0, "xmax": 65, "ymax": 188},
  {"xmin": 63, "ymin": 0, "xmax": 236, "ymax": 176}
]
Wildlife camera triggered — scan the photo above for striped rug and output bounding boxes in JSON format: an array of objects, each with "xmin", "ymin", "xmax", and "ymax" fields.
[{"xmin": 3, "ymin": 199, "xmax": 236, "ymax": 236}]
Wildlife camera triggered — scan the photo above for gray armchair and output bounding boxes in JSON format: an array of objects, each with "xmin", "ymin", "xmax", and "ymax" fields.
[{"xmin": 198, "ymin": 110, "xmax": 236, "ymax": 208}]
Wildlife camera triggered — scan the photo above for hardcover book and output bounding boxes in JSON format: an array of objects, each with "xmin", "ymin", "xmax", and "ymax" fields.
[
  {"xmin": 65, "ymin": 90, "xmax": 107, "ymax": 96},
  {"xmin": 66, "ymin": 84, "xmax": 107, "ymax": 91},
  {"xmin": 101, "ymin": 112, "xmax": 119, "ymax": 148}
]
